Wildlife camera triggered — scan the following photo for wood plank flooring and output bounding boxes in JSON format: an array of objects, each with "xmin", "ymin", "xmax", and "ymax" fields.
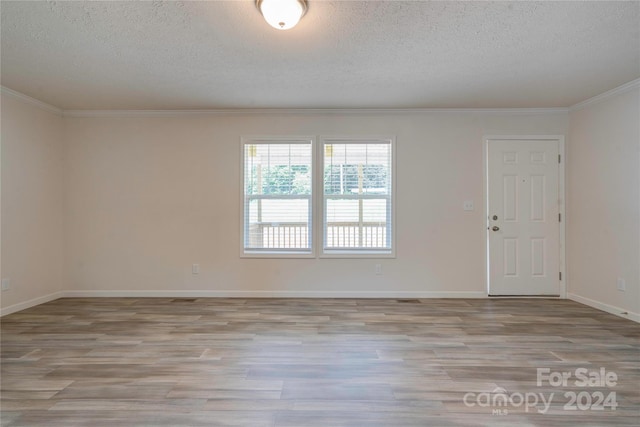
[{"xmin": 1, "ymin": 298, "xmax": 639, "ymax": 426}]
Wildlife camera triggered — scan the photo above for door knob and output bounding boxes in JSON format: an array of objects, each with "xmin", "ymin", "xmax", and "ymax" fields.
[{"xmin": 492, "ymin": 226, "xmax": 500, "ymax": 231}]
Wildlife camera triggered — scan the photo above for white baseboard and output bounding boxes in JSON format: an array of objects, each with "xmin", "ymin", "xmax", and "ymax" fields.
[
  {"xmin": 4, "ymin": 290, "xmax": 637, "ymax": 323},
  {"xmin": 568, "ymin": 293, "xmax": 640, "ymax": 323},
  {"xmin": 1, "ymin": 289, "xmax": 486, "ymax": 316},
  {"xmin": 62, "ymin": 290, "xmax": 487, "ymax": 299},
  {"xmin": 0, "ymin": 291, "xmax": 65, "ymax": 317}
]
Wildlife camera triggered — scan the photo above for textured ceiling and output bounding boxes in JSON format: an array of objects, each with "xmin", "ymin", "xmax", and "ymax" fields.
[{"xmin": 1, "ymin": 1, "xmax": 639, "ymax": 110}]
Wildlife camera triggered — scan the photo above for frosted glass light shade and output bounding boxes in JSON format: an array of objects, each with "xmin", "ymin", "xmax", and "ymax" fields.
[{"xmin": 258, "ymin": 0, "xmax": 307, "ymax": 30}]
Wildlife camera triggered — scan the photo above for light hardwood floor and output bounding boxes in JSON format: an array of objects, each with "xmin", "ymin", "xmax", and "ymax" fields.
[{"xmin": 1, "ymin": 298, "xmax": 639, "ymax": 426}]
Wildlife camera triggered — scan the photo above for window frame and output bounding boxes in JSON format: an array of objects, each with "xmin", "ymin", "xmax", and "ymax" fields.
[
  {"xmin": 240, "ymin": 136, "xmax": 316, "ymax": 258},
  {"xmin": 319, "ymin": 135, "xmax": 396, "ymax": 258}
]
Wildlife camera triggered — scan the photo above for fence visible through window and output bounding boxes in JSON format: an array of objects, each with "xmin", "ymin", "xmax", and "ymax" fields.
[{"xmin": 248, "ymin": 221, "xmax": 387, "ymax": 249}]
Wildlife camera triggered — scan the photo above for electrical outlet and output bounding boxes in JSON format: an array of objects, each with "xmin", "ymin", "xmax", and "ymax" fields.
[
  {"xmin": 192, "ymin": 264, "xmax": 200, "ymax": 275},
  {"xmin": 463, "ymin": 200, "xmax": 474, "ymax": 211},
  {"xmin": 375, "ymin": 264, "xmax": 382, "ymax": 275},
  {"xmin": 617, "ymin": 278, "xmax": 626, "ymax": 291},
  {"xmin": 1, "ymin": 278, "xmax": 10, "ymax": 291}
]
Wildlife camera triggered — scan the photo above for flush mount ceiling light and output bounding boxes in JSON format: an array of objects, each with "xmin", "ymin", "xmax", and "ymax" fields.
[{"xmin": 257, "ymin": 0, "xmax": 307, "ymax": 30}]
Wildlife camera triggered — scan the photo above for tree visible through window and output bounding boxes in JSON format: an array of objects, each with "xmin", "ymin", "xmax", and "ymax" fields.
[
  {"xmin": 322, "ymin": 139, "xmax": 394, "ymax": 253},
  {"xmin": 242, "ymin": 139, "xmax": 313, "ymax": 254},
  {"xmin": 324, "ymin": 164, "xmax": 387, "ymax": 195}
]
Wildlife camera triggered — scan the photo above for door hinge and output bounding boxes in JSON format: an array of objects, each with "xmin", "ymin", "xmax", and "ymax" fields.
[
  {"xmin": 559, "ymin": 213, "xmax": 561, "ymax": 222},
  {"xmin": 559, "ymin": 272, "xmax": 562, "ymax": 281},
  {"xmin": 558, "ymin": 154, "xmax": 561, "ymax": 163}
]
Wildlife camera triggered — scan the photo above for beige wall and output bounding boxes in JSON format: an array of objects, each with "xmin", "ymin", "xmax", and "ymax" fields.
[
  {"xmin": 568, "ymin": 88, "xmax": 640, "ymax": 318},
  {"xmin": 4, "ymin": 82, "xmax": 638, "ymax": 321},
  {"xmin": 63, "ymin": 112, "xmax": 568, "ymax": 296},
  {"xmin": 1, "ymin": 93, "xmax": 65, "ymax": 312}
]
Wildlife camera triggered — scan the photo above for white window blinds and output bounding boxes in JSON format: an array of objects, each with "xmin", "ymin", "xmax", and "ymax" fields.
[
  {"xmin": 242, "ymin": 138, "xmax": 314, "ymax": 254},
  {"xmin": 322, "ymin": 138, "xmax": 394, "ymax": 254}
]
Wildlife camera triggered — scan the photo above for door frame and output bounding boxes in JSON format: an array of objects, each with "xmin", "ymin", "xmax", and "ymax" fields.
[{"xmin": 483, "ymin": 135, "xmax": 566, "ymax": 298}]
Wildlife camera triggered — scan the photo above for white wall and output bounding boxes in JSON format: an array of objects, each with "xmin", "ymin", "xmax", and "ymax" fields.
[
  {"xmin": 5, "ymin": 79, "xmax": 638, "ymax": 324},
  {"xmin": 63, "ymin": 112, "xmax": 568, "ymax": 297},
  {"xmin": 568, "ymin": 87, "xmax": 640, "ymax": 319},
  {"xmin": 1, "ymin": 92, "xmax": 65, "ymax": 313},
  {"xmin": 4, "ymin": 81, "xmax": 639, "ymax": 323}
]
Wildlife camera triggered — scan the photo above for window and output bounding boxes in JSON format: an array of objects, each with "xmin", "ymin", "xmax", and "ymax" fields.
[
  {"xmin": 321, "ymin": 136, "xmax": 395, "ymax": 256},
  {"xmin": 241, "ymin": 137, "xmax": 314, "ymax": 256}
]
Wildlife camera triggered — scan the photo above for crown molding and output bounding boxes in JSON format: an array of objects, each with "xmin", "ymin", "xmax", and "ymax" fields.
[
  {"xmin": 62, "ymin": 107, "xmax": 568, "ymax": 118},
  {"xmin": 0, "ymin": 85, "xmax": 574, "ymax": 117},
  {"xmin": 0, "ymin": 86, "xmax": 571, "ymax": 117},
  {"xmin": 0, "ymin": 86, "xmax": 63, "ymax": 116},
  {"xmin": 5, "ymin": 79, "xmax": 639, "ymax": 117},
  {"xmin": 569, "ymin": 78, "xmax": 640, "ymax": 112}
]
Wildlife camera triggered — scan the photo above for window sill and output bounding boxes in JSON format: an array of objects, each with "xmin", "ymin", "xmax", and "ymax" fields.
[
  {"xmin": 320, "ymin": 250, "xmax": 395, "ymax": 259},
  {"xmin": 242, "ymin": 250, "xmax": 315, "ymax": 259}
]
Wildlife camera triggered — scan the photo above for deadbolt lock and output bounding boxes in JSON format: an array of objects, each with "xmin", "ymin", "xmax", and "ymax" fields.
[{"xmin": 492, "ymin": 215, "xmax": 498, "ymax": 220}]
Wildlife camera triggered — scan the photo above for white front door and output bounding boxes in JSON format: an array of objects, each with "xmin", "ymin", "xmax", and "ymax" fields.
[{"xmin": 487, "ymin": 138, "xmax": 561, "ymax": 296}]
